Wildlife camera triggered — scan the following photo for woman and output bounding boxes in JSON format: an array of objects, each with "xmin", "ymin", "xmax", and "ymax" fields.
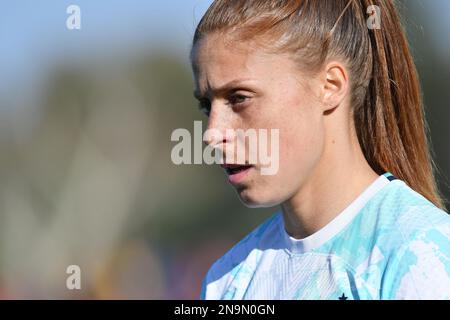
[{"xmin": 190, "ymin": 0, "xmax": 450, "ymax": 299}]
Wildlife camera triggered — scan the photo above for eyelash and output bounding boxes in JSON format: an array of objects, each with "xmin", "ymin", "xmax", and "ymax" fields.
[
  {"xmin": 198, "ymin": 99, "xmax": 211, "ymax": 117},
  {"xmin": 198, "ymin": 94, "xmax": 250, "ymax": 117},
  {"xmin": 227, "ymin": 94, "xmax": 249, "ymax": 106}
]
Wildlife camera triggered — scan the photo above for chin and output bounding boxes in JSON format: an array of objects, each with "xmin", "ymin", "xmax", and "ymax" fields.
[{"xmin": 236, "ymin": 187, "xmax": 281, "ymax": 208}]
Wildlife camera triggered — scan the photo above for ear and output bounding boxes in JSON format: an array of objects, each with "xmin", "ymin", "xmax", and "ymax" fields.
[{"xmin": 320, "ymin": 61, "xmax": 349, "ymax": 112}]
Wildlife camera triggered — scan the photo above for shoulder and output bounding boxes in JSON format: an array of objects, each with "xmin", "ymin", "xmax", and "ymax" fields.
[
  {"xmin": 381, "ymin": 218, "xmax": 450, "ymax": 299},
  {"xmin": 200, "ymin": 212, "xmax": 282, "ymax": 299},
  {"xmin": 375, "ymin": 179, "xmax": 450, "ymax": 299},
  {"xmin": 378, "ymin": 178, "xmax": 450, "ymax": 240}
]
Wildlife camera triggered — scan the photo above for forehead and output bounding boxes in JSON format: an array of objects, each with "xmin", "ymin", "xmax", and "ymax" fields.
[{"xmin": 191, "ymin": 33, "xmax": 284, "ymax": 90}]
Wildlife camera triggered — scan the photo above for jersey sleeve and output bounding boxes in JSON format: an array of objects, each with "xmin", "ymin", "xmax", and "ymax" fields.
[
  {"xmin": 382, "ymin": 223, "xmax": 450, "ymax": 299},
  {"xmin": 199, "ymin": 260, "xmax": 229, "ymax": 300}
]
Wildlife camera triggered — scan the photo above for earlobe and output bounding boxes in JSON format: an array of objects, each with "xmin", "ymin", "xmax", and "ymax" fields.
[{"xmin": 322, "ymin": 62, "xmax": 349, "ymax": 112}]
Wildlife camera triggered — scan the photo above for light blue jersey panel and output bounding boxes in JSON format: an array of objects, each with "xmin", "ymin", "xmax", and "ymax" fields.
[{"xmin": 200, "ymin": 172, "xmax": 450, "ymax": 300}]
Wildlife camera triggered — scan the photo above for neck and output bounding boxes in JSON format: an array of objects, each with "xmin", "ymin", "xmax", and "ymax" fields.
[{"xmin": 281, "ymin": 121, "xmax": 378, "ymax": 240}]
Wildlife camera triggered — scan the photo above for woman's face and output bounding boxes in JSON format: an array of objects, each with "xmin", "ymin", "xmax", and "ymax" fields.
[{"xmin": 191, "ymin": 33, "xmax": 326, "ymax": 208}]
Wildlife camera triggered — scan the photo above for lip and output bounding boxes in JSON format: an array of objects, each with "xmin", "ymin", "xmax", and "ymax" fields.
[{"xmin": 220, "ymin": 164, "xmax": 254, "ymax": 184}]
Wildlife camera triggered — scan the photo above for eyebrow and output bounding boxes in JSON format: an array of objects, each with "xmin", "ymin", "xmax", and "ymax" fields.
[{"xmin": 193, "ymin": 79, "xmax": 255, "ymax": 100}]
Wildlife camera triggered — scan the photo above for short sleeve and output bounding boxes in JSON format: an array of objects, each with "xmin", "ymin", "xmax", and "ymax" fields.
[{"xmin": 382, "ymin": 224, "xmax": 450, "ymax": 299}]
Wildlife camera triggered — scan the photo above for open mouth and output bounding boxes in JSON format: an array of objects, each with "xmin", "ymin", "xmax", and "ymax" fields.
[{"xmin": 221, "ymin": 164, "xmax": 253, "ymax": 175}]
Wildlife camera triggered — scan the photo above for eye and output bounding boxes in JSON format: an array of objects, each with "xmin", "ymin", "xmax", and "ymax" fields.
[
  {"xmin": 198, "ymin": 98, "xmax": 211, "ymax": 117},
  {"xmin": 228, "ymin": 93, "xmax": 250, "ymax": 106}
]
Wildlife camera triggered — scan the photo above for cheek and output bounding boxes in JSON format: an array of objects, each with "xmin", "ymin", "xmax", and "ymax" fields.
[
  {"xmin": 272, "ymin": 82, "xmax": 324, "ymax": 155},
  {"xmin": 277, "ymin": 99, "xmax": 325, "ymax": 182},
  {"xmin": 282, "ymin": 119, "xmax": 323, "ymax": 168},
  {"xmin": 237, "ymin": 119, "xmax": 324, "ymax": 208},
  {"xmin": 243, "ymin": 103, "xmax": 324, "ymax": 206},
  {"xmin": 235, "ymin": 85, "xmax": 325, "ymax": 206}
]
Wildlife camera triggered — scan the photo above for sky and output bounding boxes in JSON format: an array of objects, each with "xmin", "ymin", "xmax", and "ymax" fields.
[{"xmin": 0, "ymin": 0, "xmax": 213, "ymax": 102}]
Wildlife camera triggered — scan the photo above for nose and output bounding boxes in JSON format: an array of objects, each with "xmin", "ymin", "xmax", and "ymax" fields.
[
  {"xmin": 203, "ymin": 106, "xmax": 235, "ymax": 147},
  {"xmin": 203, "ymin": 124, "xmax": 235, "ymax": 165},
  {"xmin": 203, "ymin": 125, "xmax": 233, "ymax": 147}
]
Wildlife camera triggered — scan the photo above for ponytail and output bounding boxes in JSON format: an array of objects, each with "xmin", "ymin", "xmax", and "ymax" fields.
[{"xmin": 354, "ymin": 0, "xmax": 445, "ymax": 209}]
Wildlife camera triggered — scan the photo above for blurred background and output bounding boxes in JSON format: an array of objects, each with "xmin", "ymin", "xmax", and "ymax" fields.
[{"xmin": 0, "ymin": 0, "xmax": 448, "ymax": 299}]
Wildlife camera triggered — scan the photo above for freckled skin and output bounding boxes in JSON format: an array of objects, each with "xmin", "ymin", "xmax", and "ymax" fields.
[{"xmin": 191, "ymin": 33, "xmax": 326, "ymax": 208}]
